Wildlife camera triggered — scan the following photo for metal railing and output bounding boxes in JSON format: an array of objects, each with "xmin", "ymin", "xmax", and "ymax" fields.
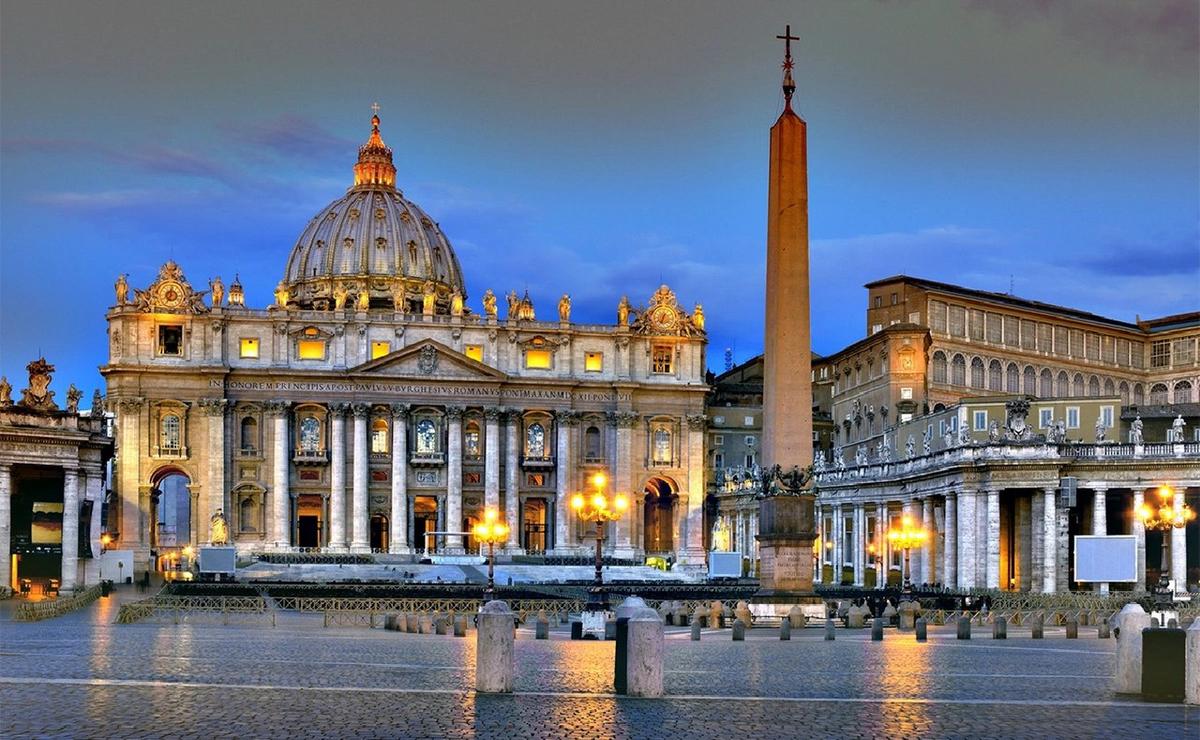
[
  {"xmin": 116, "ymin": 595, "xmax": 274, "ymax": 625},
  {"xmin": 14, "ymin": 584, "xmax": 105, "ymax": 622}
]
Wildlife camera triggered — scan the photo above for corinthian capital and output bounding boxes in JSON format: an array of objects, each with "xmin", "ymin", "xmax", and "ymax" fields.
[
  {"xmin": 483, "ymin": 406, "xmax": 502, "ymax": 422},
  {"xmin": 351, "ymin": 403, "xmax": 371, "ymax": 418},
  {"xmin": 263, "ymin": 400, "xmax": 291, "ymax": 415},
  {"xmin": 198, "ymin": 398, "xmax": 230, "ymax": 417},
  {"xmin": 687, "ymin": 414, "xmax": 708, "ymax": 431},
  {"xmin": 390, "ymin": 402, "xmax": 410, "ymax": 420},
  {"xmin": 445, "ymin": 405, "xmax": 464, "ymax": 421}
]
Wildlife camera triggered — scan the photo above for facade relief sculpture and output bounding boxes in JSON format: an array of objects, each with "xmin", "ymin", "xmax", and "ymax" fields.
[{"xmin": 19, "ymin": 357, "xmax": 58, "ymax": 412}]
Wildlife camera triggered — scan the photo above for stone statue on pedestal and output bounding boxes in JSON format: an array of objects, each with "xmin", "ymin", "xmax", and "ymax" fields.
[
  {"xmin": 1131, "ymin": 415, "xmax": 1143, "ymax": 444},
  {"xmin": 66, "ymin": 384, "xmax": 82, "ymax": 414},
  {"xmin": 482, "ymin": 289, "xmax": 497, "ymax": 318},
  {"xmin": 209, "ymin": 277, "xmax": 224, "ymax": 307},
  {"xmin": 558, "ymin": 294, "xmax": 571, "ymax": 322},
  {"xmin": 114, "ymin": 274, "xmax": 128, "ymax": 305},
  {"xmin": 617, "ymin": 296, "xmax": 630, "ymax": 326},
  {"xmin": 1170, "ymin": 414, "xmax": 1186, "ymax": 443},
  {"xmin": 0, "ymin": 376, "xmax": 10, "ymax": 407},
  {"xmin": 1095, "ymin": 419, "xmax": 1107, "ymax": 443},
  {"xmin": 905, "ymin": 435, "xmax": 915, "ymax": 459}
]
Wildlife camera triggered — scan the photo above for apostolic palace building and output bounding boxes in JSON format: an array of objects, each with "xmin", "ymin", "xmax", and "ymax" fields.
[{"xmin": 101, "ymin": 113, "xmax": 709, "ymax": 577}]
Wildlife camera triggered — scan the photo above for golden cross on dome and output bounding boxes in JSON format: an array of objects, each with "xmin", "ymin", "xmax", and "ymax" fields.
[{"xmin": 371, "ymin": 102, "xmax": 380, "ymax": 116}]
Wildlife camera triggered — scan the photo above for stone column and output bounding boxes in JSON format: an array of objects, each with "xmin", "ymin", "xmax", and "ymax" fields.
[
  {"xmin": 0, "ymin": 463, "xmax": 10, "ymax": 596},
  {"xmin": 390, "ymin": 404, "xmax": 409, "ymax": 553},
  {"xmin": 681, "ymin": 415, "xmax": 707, "ymax": 567},
  {"xmin": 61, "ymin": 467, "xmax": 80, "ymax": 591},
  {"xmin": 958, "ymin": 491, "xmax": 979, "ymax": 589},
  {"xmin": 944, "ymin": 493, "xmax": 958, "ymax": 590},
  {"xmin": 504, "ymin": 410, "xmax": 521, "ymax": 551},
  {"xmin": 200, "ymin": 398, "xmax": 229, "ymax": 544},
  {"xmin": 910, "ymin": 499, "xmax": 923, "ymax": 586},
  {"xmin": 445, "ymin": 406, "xmax": 464, "ymax": 551},
  {"xmin": 1042, "ymin": 487, "xmax": 1057, "ymax": 593},
  {"xmin": 1172, "ymin": 487, "xmax": 1187, "ymax": 593},
  {"xmin": 329, "ymin": 404, "xmax": 348, "ymax": 551},
  {"xmin": 1133, "ymin": 489, "xmax": 1147, "ymax": 592},
  {"xmin": 853, "ymin": 504, "xmax": 865, "ymax": 586},
  {"xmin": 832, "ymin": 503, "xmax": 843, "ymax": 584},
  {"xmin": 876, "ymin": 502, "xmax": 887, "ymax": 588},
  {"xmin": 269, "ymin": 401, "xmax": 291, "ymax": 550},
  {"xmin": 484, "ymin": 407, "xmax": 501, "ymax": 512},
  {"xmin": 921, "ymin": 497, "xmax": 935, "ymax": 585},
  {"xmin": 984, "ymin": 488, "xmax": 1000, "ymax": 590},
  {"xmin": 1092, "ymin": 487, "xmax": 1108, "ymax": 594},
  {"xmin": 613, "ymin": 412, "xmax": 637, "ymax": 558},
  {"xmin": 350, "ymin": 404, "xmax": 370, "ymax": 553},
  {"xmin": 553, "ymin": 410, "xmax": 574, "ymax": 553},
  {"xmin": 115, "ymin": 398, "xmax": 145, "ymax": 558},
  {"xmin": 84, "ymin": 469, "xmax": 104, "ymax": 586}
]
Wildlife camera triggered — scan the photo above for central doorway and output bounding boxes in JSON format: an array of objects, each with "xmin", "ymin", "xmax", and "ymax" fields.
[
  {"xmin": 413, "ymin": 496, "xmax": 438, "ymax": 553},
  {"xmin": 370, "ymin": 514, "xmax": 389, "ymax": 552},
  {"xmin": 522, "ymin": 498, "xmax": 547, "ymax": 554},
  {"xmin": 643, "ymin": 478, "xmax": 677, "ymax": 554}
]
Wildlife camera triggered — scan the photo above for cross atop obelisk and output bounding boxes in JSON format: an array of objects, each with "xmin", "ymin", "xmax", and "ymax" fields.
[{"xmin": 776, "ymin": 25, "xmax": 799, "ymax": 110}]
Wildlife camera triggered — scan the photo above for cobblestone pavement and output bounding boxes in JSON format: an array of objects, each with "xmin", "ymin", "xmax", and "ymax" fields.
[{"xmin": 1, "ymin": 590, "xmax": 1194, "ymax": 738}]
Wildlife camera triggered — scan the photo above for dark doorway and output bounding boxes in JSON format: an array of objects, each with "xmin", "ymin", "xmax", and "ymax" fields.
[
  {"xmin": 297, "ymin": 516, "xmax": 320, "ymax": 549},
  {"xmin": 643, "ymin": 478, "xmax": 677, "ymax": 554},
  {"xmin": 370, "ymin": 514, "xmax": 389, "ymax": 552}
]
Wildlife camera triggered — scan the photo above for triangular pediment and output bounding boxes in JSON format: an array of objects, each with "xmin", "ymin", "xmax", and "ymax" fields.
[{"xmin": 350, "ymin": 338, "xmax": 507, "ymax": 380}]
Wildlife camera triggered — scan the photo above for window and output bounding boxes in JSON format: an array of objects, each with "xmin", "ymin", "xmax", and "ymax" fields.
[
  {"xmin": 931, "ymin": 352, "xmax": 947, "ymax": 384},
  {"xmin": 1134, "ymin": 383, "xmax": 1145, "ymax": 405},
  {"xmin": 298, "ymin": 340, "xmax": 326, "ymax": 360},
  {"xmin": 1100, "ymin": 406, "xmax": 1114, "ymax": 428},
  {"xmin": 585, "ymin": 352, "xmax": 603, "ymax": 372},
  {"xmin": 1039, "ymin": 408, "xmax": 1053, "ymax": 428},
  {"xmin": 743, "ymin": 415, "xmax": 755, "ymax": 426},
  {"xmin": 1056, "ymin": 371, "xmax": 1069, "ymax": 397},
  {"xmin": 1087, "ymin": 376, "xmax": 1100, "ymax": 397},
  {"xmin": 299, "ymin": 417, "xmax": 321, "ymax": 451},
  {"xmin": 1149, "ymin": 383, "xmax": 1168, "ymax": 404},
  {"xmin": 873, "ymin": 295, "xmax": 882, "ymax": 308},
  {"xmin": 1119, "ymin": 381, "xmax": 1130, "ymax": 405},
  {"xmin": 901, "ymin": 387, "xmax": 913, "ymax": 400},
  {"xmin": 872, "ymin": 324, "xmax": 883, "ymax": 335},
  {"xmin": 1173, "ymin": 338, "xmax": 1195, "ymax": 366},
  {"xmin": 970, "ymin": 357, "xmax": 984, "ymax": 388},
  {"xmin": 240, "ymin": 416, "xmax": 258, "ymax": 453},
  {"xmin": 1022, "ymin": 366, "xmax": 1035, "ymax": 395},
  {"xmin": 1175, "ymin": 381, "xmax": 1193, "ymax": 404},
  {"xmin": 652, "ymin": 427, "xmax": 672, "ymax": 464},
  {"xmin": 891, "ymin": 292, "xmax": 898, "ymax": 306},
  {"xmin": 714, "ymin": 452, "xmax": 724, "ymax": 468},
  {"xmin": 464, "ymin": 345, "xmax": 484, "ymax": 363},
  {"xmin": 745, "ymin": 435, "xmax": 756, "ymax": 447},
  {"xmin": 525, "ymin": 349, "xmax": 552, "ymax": 369},
  {"xmin": 744, "ymin": 453, "xmax": 756, "ymax": 468},
  {"xmin": 899, "ymin": 413, "xmax": 913, "ymax": 423},
  {"xmin": 525, "ymin": 423, "xmax": 546, "ymax": 458},
  {"xmin": 584, "ymin": 425, "xmax": 603, "ymax": 460},
  {"xmin": 160, "ymin": 414, "xmax": 181, "ymax": 452},
  {"xmin": 1005, "ymin": 363, "xmax": 1019, "ymax": 393},
  {"xmin": 713, "ymin": 415, "xmax": 725, "ymax": 425},
  {"xmin": 415, "ymin": 419, "xmax": 438, "ymax": 455},
  {"xmin": 464, "ymin": 422, "xmax": 481, "ymax": 459},
  {"xmin": 1040, "ymin": 369, "xmax": 1053, "ymax": 397},
  {"xmin": 989, "ymin": 360, "xmax": 1003, "ymax": 391},
  {"xmin": 713, "ymin": 434, "xmax": 724, "ymax": 446},
  {"xmin": 370, "ymin": 341, "xmax": 390, "ymax": 359},
  {"xmin": 973, "ymin": 411, "xmax": 987, "ymax": 431},
  {"xmin": 158, "ymin": 325, "xmax": 183, "ymax": 356},
  {"xmin": 1066, "ymin": 407, "xmax": 1080, "ymax": 429},
  {"xmin": 239, "ymin": 337, "xmax": 259, "ymax": 359},
  {"xmin": 651, "ymin": 345, "xmax": 673, "ymax": 373},
  {"xmin": 1072, "ymin": 374, "xmax": 1084, "ymax": 397},
  {"xmin": 951, "ymin": 354, "xmax": 966, "ymax": 386},
  {"xmin": 1151, "ymin": 340, "xmax": 1170, "ymax": 368},
  {"xmin": 371, "ymin": 418, "xmax": 389, "ymax": 453}
]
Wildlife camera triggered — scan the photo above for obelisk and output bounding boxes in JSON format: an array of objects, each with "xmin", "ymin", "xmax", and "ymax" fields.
[{"xmin": 753, "ymin": 26, "xmax": 820, "ymax": 611}]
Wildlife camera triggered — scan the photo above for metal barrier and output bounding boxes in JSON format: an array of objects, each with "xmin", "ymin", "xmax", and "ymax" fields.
[
  {"xmin": 116, "ymin": 595, "xmax": 275, "ymax": 625},
  {"xmin": 14, "ymin": 584, "xmax": 104, "ymax": 622}
]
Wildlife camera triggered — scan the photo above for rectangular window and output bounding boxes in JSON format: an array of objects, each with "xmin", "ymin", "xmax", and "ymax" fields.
[
  {"xmin": 239, "ymin": 337, "xmax": 259, "ymax": 359},
  {"xmin": 1039, "ymin": 408, "xmax": 1053, "ymax": 428},
  {"xmin": 525, "ymin": 349, "xmax": 552, "ymax": 369},
  {"xmin": 743, "ymin": 415, "xmax": 754, "ymax": 426},
  {"xmin": 297, "ymin": 340, "xmax": 326, "ymax": 360},
  {"xmin": 948, "ymin": 305, "xmax": 966, "ymax": 337},
  {"xmin": 891, "ymin": 292, "xmax": 898, "ymax": 306},
  {"xmin": 713, "ymin": 434, "xmax": 724, "ymax": 446},
  {"xmin": 651, "ymin": 345, "xmax": 673, "ymax": 373},
  {"xmin": 1066, "ymin": 407, "xmax": 1080, "ymax": 429},
  {"xmin": 1004, "ymin": 315, "xmax": 1020, "ymax": 348},
  {"xmin": 584, "ymin": 351, "xmax": 603, "ymax": 372},
  {"xmin": 1070, "ymin": 330, "xmax": 1084, "ymax": 358},
  {"xmin": 872, "ymin": 324, "xmax": 883, "ymax": 335},
  {"xmin": 1100, "ymin": 405, "xmax": 1114, "ymax": 428},
  {"xmin": 1086, "ymin": 333, "xmax": 1100, "ymax": 361},
  {"xmin": 464, "ymin": 344, "xmax": 484, "ymax": 363},
  {"xmin": 1172, "ymin": 338, "xmax": 1195, "ymax": 366},
  {"xmin": 1116, "ymin": 338, "xmax": 1130, "ymax": 367},
  {"xmin": 969, "ymin": 309, "xmax": 984, "ymax": 341},
  {"xmin": 986, "ymin": 312, "xmax": 1003, "ymax": 344},
  {"xmin": 900, "ymin": 387, "xmax": 913, "ymax": 400},
  {"xmin": 713, "ymin": 452, "xmax": 724, "ymax": 468},
  {"xmin": 1038, "ymin": 323, "xmax": 1053, "ymax": 352},
  {"xmin": 744, "ymin": 453, "xmax": 755, "ymax": 468},
  {"xmin": 873, "ymin": 295, "xmax": 882, "ymax": 308},
  {"xmin": 908, "ymin": 311, "xmax": 920, "ymax": 324},
  {"xmin": 157, "ymin": 325, "xmax": 184, "ymax": 356},
  {"xmin": 370, "ymin": 341, "xmax": 390, "ymax": 359},
  {"xmin": 929, "ymin": 300, "xmax": 947, "ymax": 333},
  {"xmin": 1150, "ymin": 340, "xmax": 1170, "ymax": 368},
  {"xmin": 744, "ymin": 435, "xmax": 756, "ymax": 447},
  {"xmin": 1054, "ymin": 327, "xmax": 1069, "ymax": 357},
  {"xmin": 973, "ymin": 410, "xmax": 987, "ymax": 431},
  {"xmin": 1021, "ymin": 319, "xmax": 1037, "ymax": 350}
]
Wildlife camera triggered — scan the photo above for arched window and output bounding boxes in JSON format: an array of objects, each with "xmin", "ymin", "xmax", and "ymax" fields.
[
  {"xmin": 1103, "ymin": 378, "xmax": 1115, "ymax": 396},
  {"xmin": 161, "ymin": 414, "xmax": 181, "ymax": 453},
  {"xmin": 1072, "ymin": 374, "xmax": 1085, "ymax": 397},
  {"xmin": 1005, "ymin": 363, "xmax": 1019, "ymax": 393},
  {"xmin": 1133, "ymin": 383, "xmax": 1145, "ymax": 405},
  {"xmin": 463, "ymin": 420, "xmax": 481, "ymax": 459},
  {"xmin": 1119, "ymin": 381, "xmax": 1130, "ymax": 405},
  {"xmin": 1087, "ymin": 376, "xmax": 1100, "ymax": 397},
  {"xmin": 1040, "ymin": 368, "xmax": 1053, "ymax": 397},
  {"xmin": 1023, "ymin": 366, "xmax": 1036, "ymax": 395},
  {"xmin": 989, "ymin": 359, "xmax": 1003, "ymax": 390},
  {"xmin": 1056, "ymin": 371, "xmax": 1069, "ymax": 397},
  {"xmin": 951, "ymin": 354, "xmax": 966, "ymax": 386},
  {"xmin": 970, "ymin": 357, "xmax": 985, "ymax": 388},
  {"xmin": 526, "ymin": 423, "xmax": 546, "ymax": 458},
  {"xmin": 1175, "ymin": 381, "xmax": 1193, "ymax": 404},
  {"xmin": 299, "ymin": 416, "xmax": 321, "ymax": 451},
  {"xmin": 652, "ymin": 427, "xmax": 672, "ymax": 464},
  {"xmin": 371, "ymin": 418, "xmax": 389, "ymax": 453},
  {"xmin": 584, "ymin": 425, "xmax": 602, "ymax": 461},
  {"xmin": 932, "ymin": 351, "xmax": 947, "ymax": 384},
  {"xmin": 240, "ymin": 416, "xmax": 257, "ymax": 453},
  {"xmin": 1150, "ymin": 383, "xmax": 1169, "ymax": 405},
  {"xmin": 415, "ymin": 419, "xmax": 438, "ymax": 454}
]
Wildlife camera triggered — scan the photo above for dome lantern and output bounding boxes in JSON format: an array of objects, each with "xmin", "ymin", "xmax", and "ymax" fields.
[{"xmin": 353, "ymin": 105, "xmax": 397, "ymax": 189}]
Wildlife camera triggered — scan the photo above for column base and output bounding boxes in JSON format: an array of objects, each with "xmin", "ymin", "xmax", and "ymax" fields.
[
  {"xmin": 611, "ymin": 546, "xmax": 637, "ymax": 561},
  {"xmin": 327, "ymin": 543, "xmax": 349, "ymax": 553},
  {"xmin": 349, "ymin": 543, "xmax": 371, "ymax": 554}
]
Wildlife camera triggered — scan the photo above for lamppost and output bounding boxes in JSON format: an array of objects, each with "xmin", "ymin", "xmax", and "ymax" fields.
[
  {"xmin": 472, "ymin": 508, "xmax": 509, "ymax": 603},
  {"xmin": 570, "ymin": 473, "xmax": 628, "ymax": 613},
  {"xmin": 1137, "ymin": 485, "xmax": 1195, "ymax": 595},
  {"xmin": 887, "ymin": 514, "xmax": 927, "ymax": 595}
]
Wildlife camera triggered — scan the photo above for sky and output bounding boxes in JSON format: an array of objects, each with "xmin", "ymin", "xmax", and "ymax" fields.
[{"xmin": 1, "ymin": 0, "xmax": 1197, "ymax": 397}]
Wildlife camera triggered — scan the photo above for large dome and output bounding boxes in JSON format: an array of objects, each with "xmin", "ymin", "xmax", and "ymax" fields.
[{"xmin": 280, "ymin": 113, "xmax": 466, "ymax": 313}]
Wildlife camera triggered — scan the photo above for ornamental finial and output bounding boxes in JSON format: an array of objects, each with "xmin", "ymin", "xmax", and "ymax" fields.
[{"xmin": 776, "ymin": 24, "xmax": 799, "ymax": 111}]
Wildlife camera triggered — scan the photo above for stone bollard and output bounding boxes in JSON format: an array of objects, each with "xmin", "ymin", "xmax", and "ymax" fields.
[
  {"xmin": 475, "ymin": 601, "xmax": 515, "ymax": 694},
  {"xmin": 454, "ymin": 615, "xmax": 467, "ymax": 638},
  {"xmin": 1098, "ymin": 620, "xmax": 1111, "ymax": 639},
  {"xmin": 710, "ymin": 601, "xmax": 724, "ymax": 629},
  {"xmin": 780, "ymin": 618, "xmax": 791, "ymax": 641},
  {"xmin": 897, "ymin": 601, "xmax": 918, "ymax": 631},
  {"xmin": 435, "ymin": 613, "xmax": 448, "ymax": 635},
  {"xmin": 882, "ymin": 602, "xmax": 898, "ymax": 627},
  {"xmin": 915, "ymin": 617, "xmax": 927, "ymax": 642},
  {"xmin": 535, "ymin": 615, "xmax": 550, "ymax": 640},
  {"xmin": 1066, "ymin": 618, "xmax": 1078, "ymax": 639},
  {"xmin": 407, "ymin": 613, "xmax": 419, "ymax": 633},
  {"xmin": 871, "ymin": 617, "xmax": 884, "ymax": 641},
  {"xmin": 1169, "ymin": 619, "xmax": 1178, "ymax": 629},
  {"xmin": 957, "ymin": 616, "xmax": 971, "ymax": 640},
  {"xmin": 735, "ymin": 602, "xmax": 753, "ymax": 629},
  {"xmin": 627, "ymin": 607, "xmax": 665, "ymax": 698},
  {"xmin": 691, "ymin": 620, "xmax": 701, "ymax": 641},
  {"xmin": 1186, "ymin": 619, "xmax": 1200, "ymax": 705},
  {"xmin": 825, "ymin": 619, "xmax": 836, "ymax": 641},
  {"xmin": 417, "ymin": 615, "xmax": 428, "ymax": 634},
  {"xmin": 1151, "ymin": 617, "xmax": 1160, "ymax": 628},
  {"xmin": 385, "ymin": 614, "xmax": 398, "ymax": 631},
  {"xmin": 692, "ymin": 607, "xmax": 707, "ymax": 628},
  {"xmin": 847, "ymin": 605, "xmax": 866, "ymax": 629},
  {"xmin": 1112, "ymin": 603, "xmax": 1152, "ymax": 694},
  {"xmin": 674, "ymin": 606, "xmax": 690, "ymax": 627},
  {"xmin": 1031, "ymin": 614, "xmax": 1044, "ymax": 640},
  {"xmin": 732, "ymin": 620, "xmax": 746, "ymax": 641},
  {"xmin": 993, "ymin": 616, "xmax": 1007, "ymax": 640},
  {"xmin": 788, "ymin": 605, "xmax": 807, "ymax": 630}
]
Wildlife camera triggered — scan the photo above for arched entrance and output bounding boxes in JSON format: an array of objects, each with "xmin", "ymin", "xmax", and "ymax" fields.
[
  {"xmin": 522, "ymin": 498, "xmax": 548, "ymax": 554},
  {"xmin": 150, "ymin": 469, "xmax": 191, "ymax": 571},
  {"xmin": 643, "ymin": 478, "xmax": 678, "ymax": 555},
  {"xmin": 370, "ymin": 514, "xmax": 389, "ymax": 552},
  {"xmin": 413, "ymin": 496, "xmax": 438, "ymax": 553}
]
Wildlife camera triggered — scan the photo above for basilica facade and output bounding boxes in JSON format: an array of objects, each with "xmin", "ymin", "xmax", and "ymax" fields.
[{"xmin": 103, "ymin": 113, "xmax": 708, "ymax": 576}]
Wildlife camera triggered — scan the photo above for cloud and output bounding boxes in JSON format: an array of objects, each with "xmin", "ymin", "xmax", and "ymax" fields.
[
  {"xmin": 1077, "ymin": 235, "xmax": 1200, "ymax": 277},
  {"xmin": 222, "ymin": 115, "xmax": 356, "ymax": 162},
  {"xmin": 26, "ymin": 188, "xmax": 200, "ymax": 210}
]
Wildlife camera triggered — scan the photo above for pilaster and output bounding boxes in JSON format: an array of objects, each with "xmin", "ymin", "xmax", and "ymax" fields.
[
  {"xmin": 329, "ymin": 403, "xmax": 348, "ymax": 551},
  {"xmin": 445, "ymin": 406, "xmax": 464, "ymax": 551},
  {"xmin": 389, "ymin": 404, "xmax": 409, "ymax": 553},
  {"xmin": 350, "ymin": 403, "xmax": 370, "ymax": 553}
]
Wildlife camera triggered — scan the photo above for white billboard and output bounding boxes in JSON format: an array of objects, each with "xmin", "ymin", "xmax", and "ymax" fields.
[
  {"xmin": 708, "ymin": 551, "xmax": 743, "ymax": 578},
  {"xmin": 1074, "ymin": 535, "xmax": 1138, "ymax": 583}
]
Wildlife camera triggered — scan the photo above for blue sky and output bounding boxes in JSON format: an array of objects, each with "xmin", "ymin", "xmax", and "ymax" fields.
[{"xmin": 1, "ymin": 1, "xmax": 1197, "ymax": 396}]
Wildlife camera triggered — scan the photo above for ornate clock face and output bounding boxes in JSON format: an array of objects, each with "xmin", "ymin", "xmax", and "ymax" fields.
[
  {"xmin": 649, "ymin": 305, "xmax": 679, "ymax": 332},
  {"xmin": 158, "ymin": 281, "xmax": 184, "ymax": 308}
]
